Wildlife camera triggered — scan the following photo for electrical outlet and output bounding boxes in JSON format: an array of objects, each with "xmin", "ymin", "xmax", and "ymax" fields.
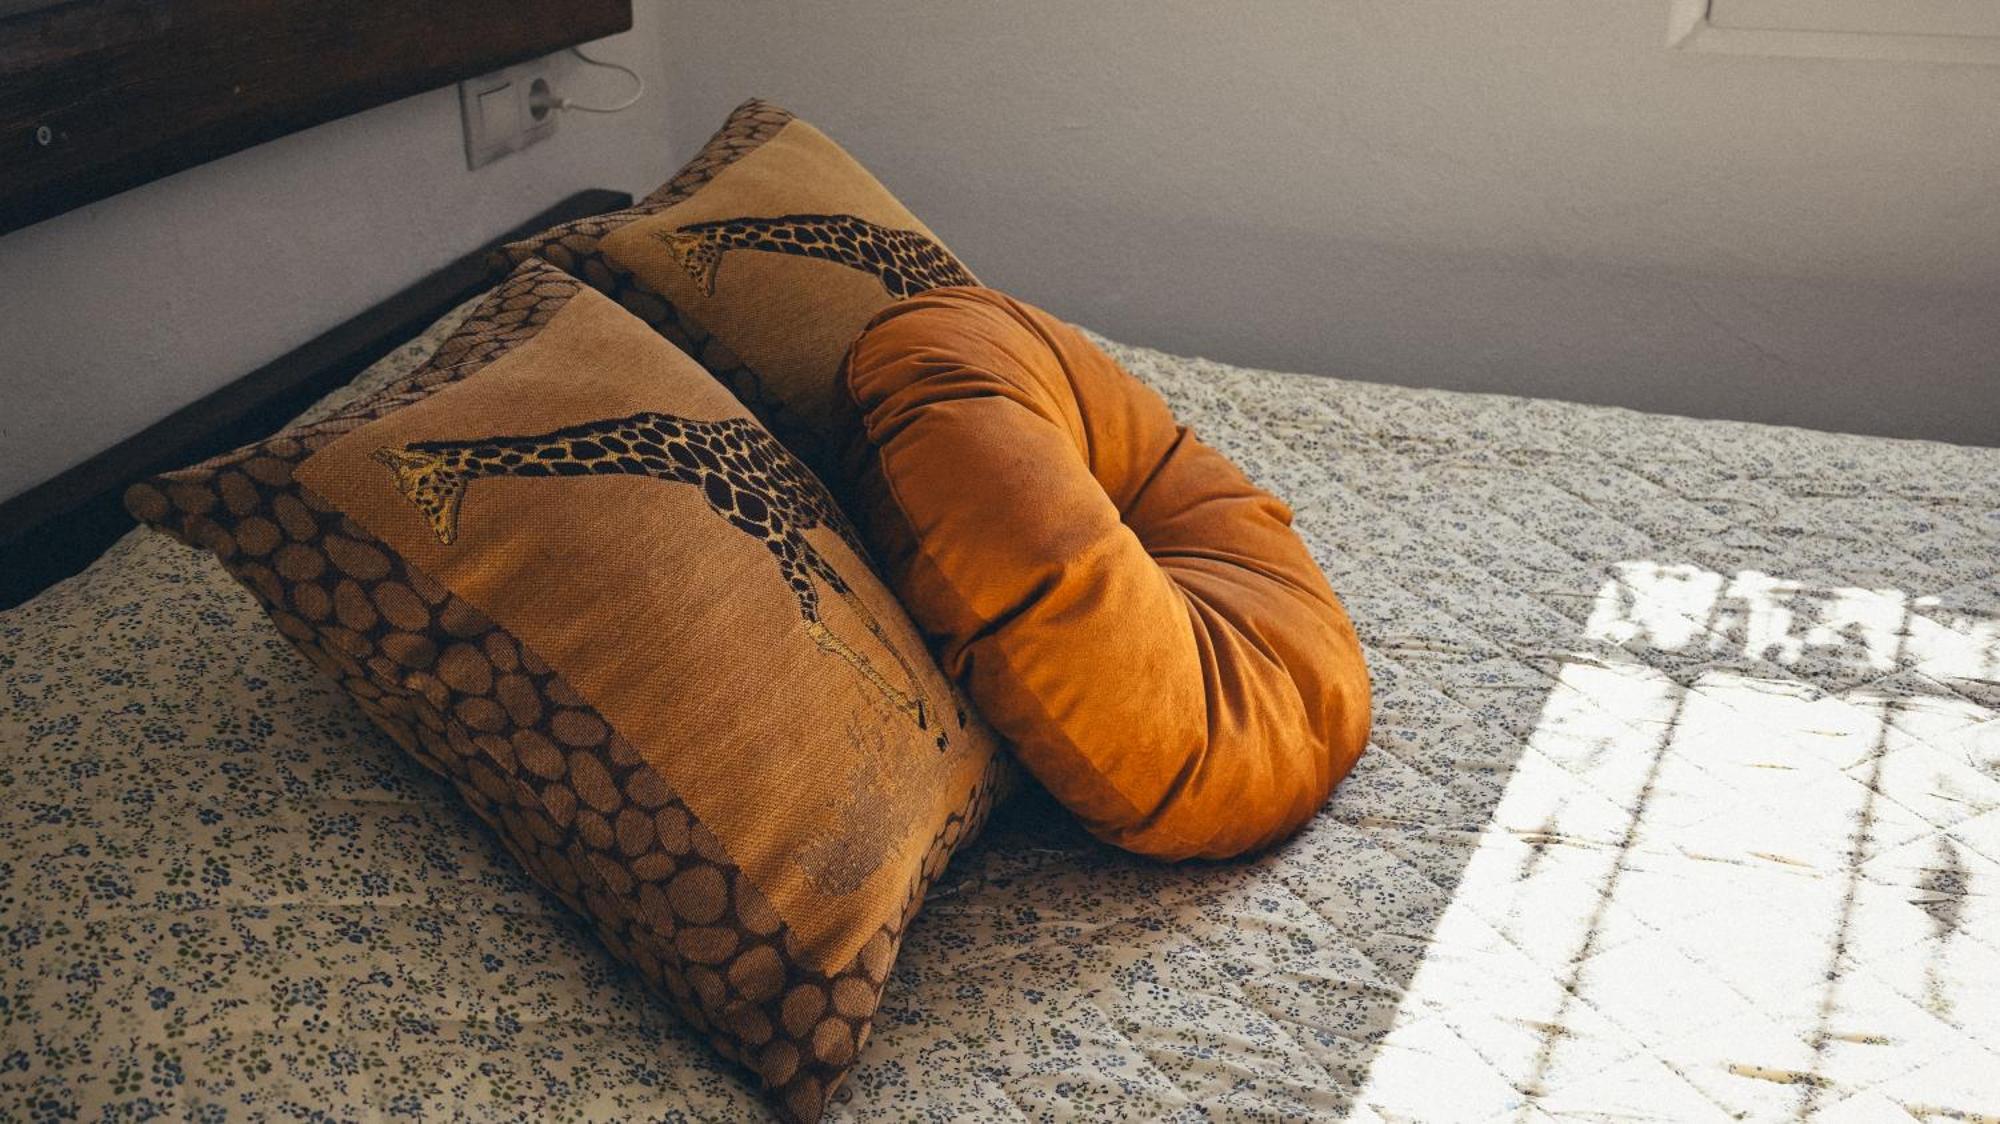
[{"xmin": 459, "ymin": 59, "xmax": 559, "ymax": 169}]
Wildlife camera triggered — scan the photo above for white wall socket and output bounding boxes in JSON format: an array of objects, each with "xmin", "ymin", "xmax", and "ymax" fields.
[{"xmin": 459, "ymin": 58, "xmax": 560, "ymax": 170}]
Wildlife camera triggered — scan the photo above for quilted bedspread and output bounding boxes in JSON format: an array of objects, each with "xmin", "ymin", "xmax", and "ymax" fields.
[{"xmin": 2, "ymin": 300, "xmax": 1997, "ymax": 1122}]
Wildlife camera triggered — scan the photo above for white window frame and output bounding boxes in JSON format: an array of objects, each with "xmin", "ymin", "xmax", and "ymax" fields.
[{"xmin": 1668, "ymin": 0, "xmax": 2000, "ymax": 64}]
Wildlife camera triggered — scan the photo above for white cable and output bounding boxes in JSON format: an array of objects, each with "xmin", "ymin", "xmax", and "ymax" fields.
[{"xmin": 556, "ymin": 46, "xmax": 645, "ymax": 114}]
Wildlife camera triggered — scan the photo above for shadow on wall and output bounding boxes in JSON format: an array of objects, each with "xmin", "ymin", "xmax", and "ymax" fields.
[{"xmin": 935, "ymin": 558, "xmax": 1999, "ymax": 1118}]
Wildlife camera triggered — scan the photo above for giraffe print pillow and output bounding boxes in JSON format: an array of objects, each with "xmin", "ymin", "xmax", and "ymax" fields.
[
  {"xmin": 124, "ymin": 259, "xmax": 1011, "ymax": 1124},
  {"xmin": 493, "ymin": 98, "xmax": 816, "ymax": 456},
  {"xmin": 499, "ymin": 98, "xmax": 977, "ymax": 494}
]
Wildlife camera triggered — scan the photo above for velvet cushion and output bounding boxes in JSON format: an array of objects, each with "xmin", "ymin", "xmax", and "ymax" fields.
[
  {"xmin": 842, "ymin": 287, "xmax": 1370, "ymax": 860},
  {"xmin": 126, "ymin": 261, "xmax": 1010, "ymax": 1123}
]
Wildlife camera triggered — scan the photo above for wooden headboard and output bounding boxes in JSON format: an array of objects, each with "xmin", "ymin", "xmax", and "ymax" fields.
[
  {"xmin": 0, "ymin": 0, "xmax": 631, "ymax": 233},
  {"xmin": 0, "ymin": 188, "xmax": 633, "ymax": 609}
]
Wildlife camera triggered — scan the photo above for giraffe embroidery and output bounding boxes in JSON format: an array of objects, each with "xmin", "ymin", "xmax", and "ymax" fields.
[
  {"xmin": 656, "ymin": 213, "xmax": 976, "ymax": 300},
  {"xmin": 371, "ymin": 412, "xmax": 945, "ymax": 747}
]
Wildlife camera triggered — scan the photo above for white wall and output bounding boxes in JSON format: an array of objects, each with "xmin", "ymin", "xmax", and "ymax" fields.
[
  {"xmin": 4, "ymin": 0, "xmax": 1995, "ymax": 508},
  {"xmin": 0, "ymin": 7, "xmax": 677, "ymax": 504},
  {"xmin": 657, "ymin": 0, "xmax": 2000, "ymax": 447}
]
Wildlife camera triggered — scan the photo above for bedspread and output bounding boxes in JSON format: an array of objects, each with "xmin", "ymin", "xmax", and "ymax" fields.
[{"xmin": 3, "ymin": 304, "xmax": 1996, "ymax": 1122}]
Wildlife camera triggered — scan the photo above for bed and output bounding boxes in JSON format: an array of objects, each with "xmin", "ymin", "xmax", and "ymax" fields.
[{"xmin": 3, "ymin": 270, "xmax": 1996, "ymax": 1120}]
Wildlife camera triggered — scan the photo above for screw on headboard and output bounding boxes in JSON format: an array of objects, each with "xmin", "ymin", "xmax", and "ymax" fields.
[{"xmin": 34, "ymin": 124, "xmax": 54, "ymax": 146}]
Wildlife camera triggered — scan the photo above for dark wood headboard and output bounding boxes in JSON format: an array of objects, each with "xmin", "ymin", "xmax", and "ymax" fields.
[
  {"xmin": 0, "ymin": 188, "xmax": 633, "ymax": 610},
  {"xmin": 0, "ymin": 0, "xmax": 631, "ymax": 234}
]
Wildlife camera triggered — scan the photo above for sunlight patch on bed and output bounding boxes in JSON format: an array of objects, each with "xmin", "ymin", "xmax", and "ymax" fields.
[{"xmin": 1354, "ymin": 561, "xmax": 2000, "ymax": 1121}]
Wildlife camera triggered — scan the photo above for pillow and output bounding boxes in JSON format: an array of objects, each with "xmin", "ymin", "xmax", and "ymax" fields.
[
  {"xmin": 124, "ymin": 260, "xmax": 1011, "ymax": 1124},
  {"xmin": 494, "ymin": 99, "xmax": 815, "ymax": 452},
  {"xmin": 841, "ymin": 286, "xmax": 1371, "ymax": 861},
  {"xmin": 500, "ymin": 98, "xmax": 976, "ymax": 489}
]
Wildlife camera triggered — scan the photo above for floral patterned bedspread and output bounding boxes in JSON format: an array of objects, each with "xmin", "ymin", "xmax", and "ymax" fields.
[{"xmin": 3, "ymin": 298, "xmax": 1997, "ymax": 1122}]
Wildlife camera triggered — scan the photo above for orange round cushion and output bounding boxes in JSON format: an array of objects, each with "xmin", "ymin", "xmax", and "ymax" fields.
[{"xmin": 841, "ymin": 287, "xmax": 1371, "ymax": 860}]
